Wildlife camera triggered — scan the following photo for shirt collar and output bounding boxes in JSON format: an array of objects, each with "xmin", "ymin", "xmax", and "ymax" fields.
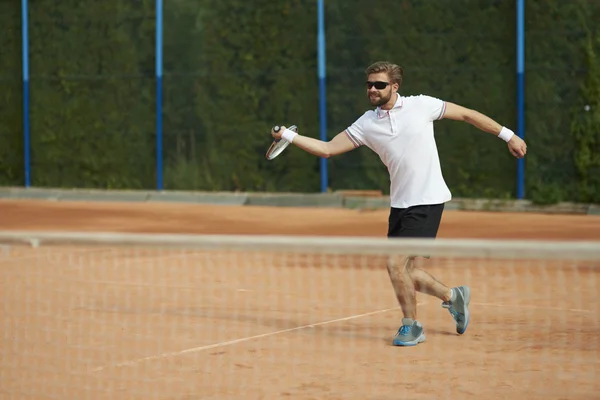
[{"xmin": 376, "ymin": 93, "xmax": 403, "ymax": 118}]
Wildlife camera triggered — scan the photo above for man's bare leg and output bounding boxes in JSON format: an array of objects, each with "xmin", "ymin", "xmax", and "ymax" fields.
[
  {"xmin": 388, "ymin": 255, "xmax": 472, "ymax": 337},
  {"xmin": 387, "ymin": 254, "xmax": 471, "ymax": 345},
  {"xmin": 410, "ymin": 256, "xmax": 452, "ymax": 302},
  {"xmin": 411, "ymin": 257, "xmax": 471, "ymax": 333},
  {"xmin": 387, "ymin": 255, "xmax": 427, "ymax": 346},
  {"xmin": 386, "ymin": 256, "xmax": 418, "ymax": 319},
  {"xmin": 386, "ymin": 255, "xmax": 451, "ymax": 319}
]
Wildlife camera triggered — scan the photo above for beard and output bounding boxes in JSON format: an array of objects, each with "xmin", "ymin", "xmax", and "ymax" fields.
[{"xmin": 368, "ymin": 91, "xmax": 391, "ymax": 107}]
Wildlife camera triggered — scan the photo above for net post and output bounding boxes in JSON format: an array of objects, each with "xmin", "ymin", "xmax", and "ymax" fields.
[
  {"xmin": 22, "ymin": 0, "xmax": 30, "ymax": 188},
  {"xmin": 516, "ymin": 0, "xmax": 525, "ymax": 199},
  {"xmin": 155, "ymin": 0, "xmax": 164, "ymax": 191},
  {"xmin": 317, "ymin": 0, "xmax": 328, "ymax": 193}
]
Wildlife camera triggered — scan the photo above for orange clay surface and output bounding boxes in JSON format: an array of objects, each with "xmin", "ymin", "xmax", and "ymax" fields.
[
  {"xmin": 1, "ymin": 198, "xmax": 600, "ymax": 240},
  {"xmin": 1, "ymin": 199, "xmax": 599, "ymax": 400}
]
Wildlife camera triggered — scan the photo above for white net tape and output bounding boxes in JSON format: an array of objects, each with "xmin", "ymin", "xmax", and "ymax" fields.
[{"xmin": 1, "ymin": 231, "xmax": 599, "ymax": 399}]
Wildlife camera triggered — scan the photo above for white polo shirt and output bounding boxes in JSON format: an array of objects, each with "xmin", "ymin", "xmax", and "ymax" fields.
[{"xmin": 345, "ymin": 93, "xmax": 452, "ymax": 209}]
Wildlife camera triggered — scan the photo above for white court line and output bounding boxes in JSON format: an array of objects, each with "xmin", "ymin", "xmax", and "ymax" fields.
[
  {"xmin": 91, "ymin": 305, "xmax": 406, "ymax": 373},
  {"xmin": 474, "ymin": 301, "xmax": 591, "ymax": 313},
  {"xmin": 89, "ymin": 299, "xmax": 593, "ymax": 373}
]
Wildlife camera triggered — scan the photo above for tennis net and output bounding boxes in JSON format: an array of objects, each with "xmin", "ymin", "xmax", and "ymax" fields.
[{"xmin": 1, "ymin": 231, "xmax": 599, "ymax": 400}]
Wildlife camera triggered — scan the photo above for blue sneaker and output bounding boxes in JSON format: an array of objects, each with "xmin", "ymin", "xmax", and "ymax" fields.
[
  {"xmin": 442, "ymin": 286, "xmax": 471, "ymax": 334},
  {"xmin": 392, "ymin": 318, "xmax": 426, "ymax": 346}
]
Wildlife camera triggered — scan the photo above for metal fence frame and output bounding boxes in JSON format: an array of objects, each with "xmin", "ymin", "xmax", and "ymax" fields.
[{"xmin": 19, "ymin": 0, "xmax": 527, "ymax": 198}]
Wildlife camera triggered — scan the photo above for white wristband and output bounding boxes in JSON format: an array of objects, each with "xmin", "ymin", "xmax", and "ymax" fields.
[
  {"xmin": 498, "ymin": 126, "xmax": 514, "ymax": 142},
  {"xmin": 282, "ymin": 128, "xmax": 298, "ymax": 143}
]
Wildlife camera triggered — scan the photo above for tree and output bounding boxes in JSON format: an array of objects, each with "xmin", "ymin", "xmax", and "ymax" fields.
[
  {"xmin": 0, "ymin": 1, "xmax": 23, "ymax": 186},
  {"xmin": 571, "ymin": 29, "xmax": 600, "ymax": 203},
  {"xmin": 28, "ymin": 0, "xmax": 156, "ymax": 188}
]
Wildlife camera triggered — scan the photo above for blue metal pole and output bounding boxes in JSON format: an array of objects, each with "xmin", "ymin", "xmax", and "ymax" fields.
[
  {"xmin": 516, "ymin": 0, "xmax": 525, "ymax": 199},
  {"xmin": 155, "ymin": 0, "xmax": 164, "ymax": 190},
  {"xmin": 317, "ymin": 0, "xmax": 328, "ymax": 193},
  {"xmin": 22, "ymin": 0, "xmax": 30, "ymax": 188}
]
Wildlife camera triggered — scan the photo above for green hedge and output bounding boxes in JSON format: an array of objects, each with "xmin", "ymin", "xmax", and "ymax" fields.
[{"xmin": 1, "ymin": 0, "xmax": 598, "ymax": 203}]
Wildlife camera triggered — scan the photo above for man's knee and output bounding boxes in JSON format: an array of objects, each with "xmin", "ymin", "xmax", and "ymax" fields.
[{"xmin": 386, "ymin": 255, "xmax": 415, "ymax": 273}]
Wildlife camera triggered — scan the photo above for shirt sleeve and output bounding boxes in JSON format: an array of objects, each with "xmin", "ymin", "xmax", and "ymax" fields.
[
  {"xmin": 345, "ymin": 112, "xmax": 369, "ymax": 148},
  {"xmin": 419, "ymin": 95, "xmax": 447, "ymax": 121}
]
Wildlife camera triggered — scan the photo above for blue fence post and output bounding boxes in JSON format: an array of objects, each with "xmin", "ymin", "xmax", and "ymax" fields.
[
  {"xmin": 317, "ymin": 0, "xmax": 328, "ymax": 193},
  {"xmin": 22, "ymin": 0, "xmax": 30, "ymax": 188},
  {"xmin": 516, "ymin": 0, "xmax": 525, "ymax": 199},
  {"xmin": 155, "ymin": 0, "xmax": 164, "ymax": 191}
]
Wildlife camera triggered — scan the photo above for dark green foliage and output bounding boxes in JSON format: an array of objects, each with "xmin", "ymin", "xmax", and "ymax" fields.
[
  {"xmin": 0, "ymin": 0, "xmax": 598, "ymax": 202},
  {"xmin": 570, "ymin": 28, "xmax": 600, "ymax": 203},
  {"xmin": 28, "ymin": 0, "xmax": 156, "ymax": 189},
  {"xmin": 163, "ymin": 0, "xmax": 321, "ymax": 192},
  {"xmin": 524, "ymin": 0, "xmax": 600, "ymax": 204},
  {"xmin": 326, "ymin": 0, "xmax": 517, "ymax": 199},
  {"xmin": 0, "ymin": 1, "xmax": 23, "ymax": 185}
]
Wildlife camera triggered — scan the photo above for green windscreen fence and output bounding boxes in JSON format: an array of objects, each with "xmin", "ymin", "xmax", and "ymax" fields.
[
  {"xmin": 28, "ymin": 1, "xmax": 156, "ymax": 189},
  {"xmin": 3, "ymin": 0, "xmax": 599, "ymax": 203},
  {"xmin": 0, "ymin": 2, "xmax": 23, "ymax": 186}
]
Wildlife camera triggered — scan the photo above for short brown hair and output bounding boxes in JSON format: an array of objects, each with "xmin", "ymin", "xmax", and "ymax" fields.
[{"xmin": 365, "ymin": 61, "xmax": 404, "ymax": 86}]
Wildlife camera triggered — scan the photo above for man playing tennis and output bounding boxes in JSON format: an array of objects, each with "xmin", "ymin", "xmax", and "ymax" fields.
[{"xmin": 271, "ymin": 61, "xmax": 527, "ymax": 346}]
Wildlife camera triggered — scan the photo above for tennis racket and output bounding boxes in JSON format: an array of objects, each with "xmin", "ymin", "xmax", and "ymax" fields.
[{"xmin": 265, "ymin": 124, "xmax": 297, "ymax": 161}]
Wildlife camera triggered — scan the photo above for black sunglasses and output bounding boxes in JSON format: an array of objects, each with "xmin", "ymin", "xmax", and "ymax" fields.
[{"xmin": 366, "ymin": 81, "xmax": 390, "ymax": 90}]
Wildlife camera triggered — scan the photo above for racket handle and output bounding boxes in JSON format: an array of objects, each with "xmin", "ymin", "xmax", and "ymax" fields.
[{"xmin": 272, "ymin": 125, "xmax": 281, "ymax": 133}]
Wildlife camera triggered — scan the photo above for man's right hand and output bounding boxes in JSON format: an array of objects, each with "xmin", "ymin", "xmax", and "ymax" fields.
[{"xmin": 271, "ymin": 125, "xmax": 286, "ymax": 141}]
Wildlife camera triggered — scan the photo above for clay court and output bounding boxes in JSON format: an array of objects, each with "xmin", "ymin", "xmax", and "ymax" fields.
[{"xmin": 1, "ymin": 199, "xmax": 600, "ymax": 400}]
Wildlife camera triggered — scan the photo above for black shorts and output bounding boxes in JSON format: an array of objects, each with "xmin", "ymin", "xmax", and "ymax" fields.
[{"xmin": 387, "ymin": 203, "xmax": 445, "ymax": 238}]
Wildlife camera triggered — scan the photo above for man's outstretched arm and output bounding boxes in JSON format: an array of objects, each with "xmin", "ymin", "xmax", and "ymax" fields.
[
  {"xmin": 271, "ymin": 126, "xmax": 357, "ymax": 159},
  {"xmin": 442, "ymin": 102, "xmax": 527, "ymax": 159}
]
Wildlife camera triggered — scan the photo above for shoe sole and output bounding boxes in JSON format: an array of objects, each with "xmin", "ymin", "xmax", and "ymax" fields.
[
  {"xmin": 457, "ymin": 286, "xmax": 471, "ymax": 335},
  {"xmin": 392, "ymin": 334, "xmax": 426, "ymax": 347}
]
